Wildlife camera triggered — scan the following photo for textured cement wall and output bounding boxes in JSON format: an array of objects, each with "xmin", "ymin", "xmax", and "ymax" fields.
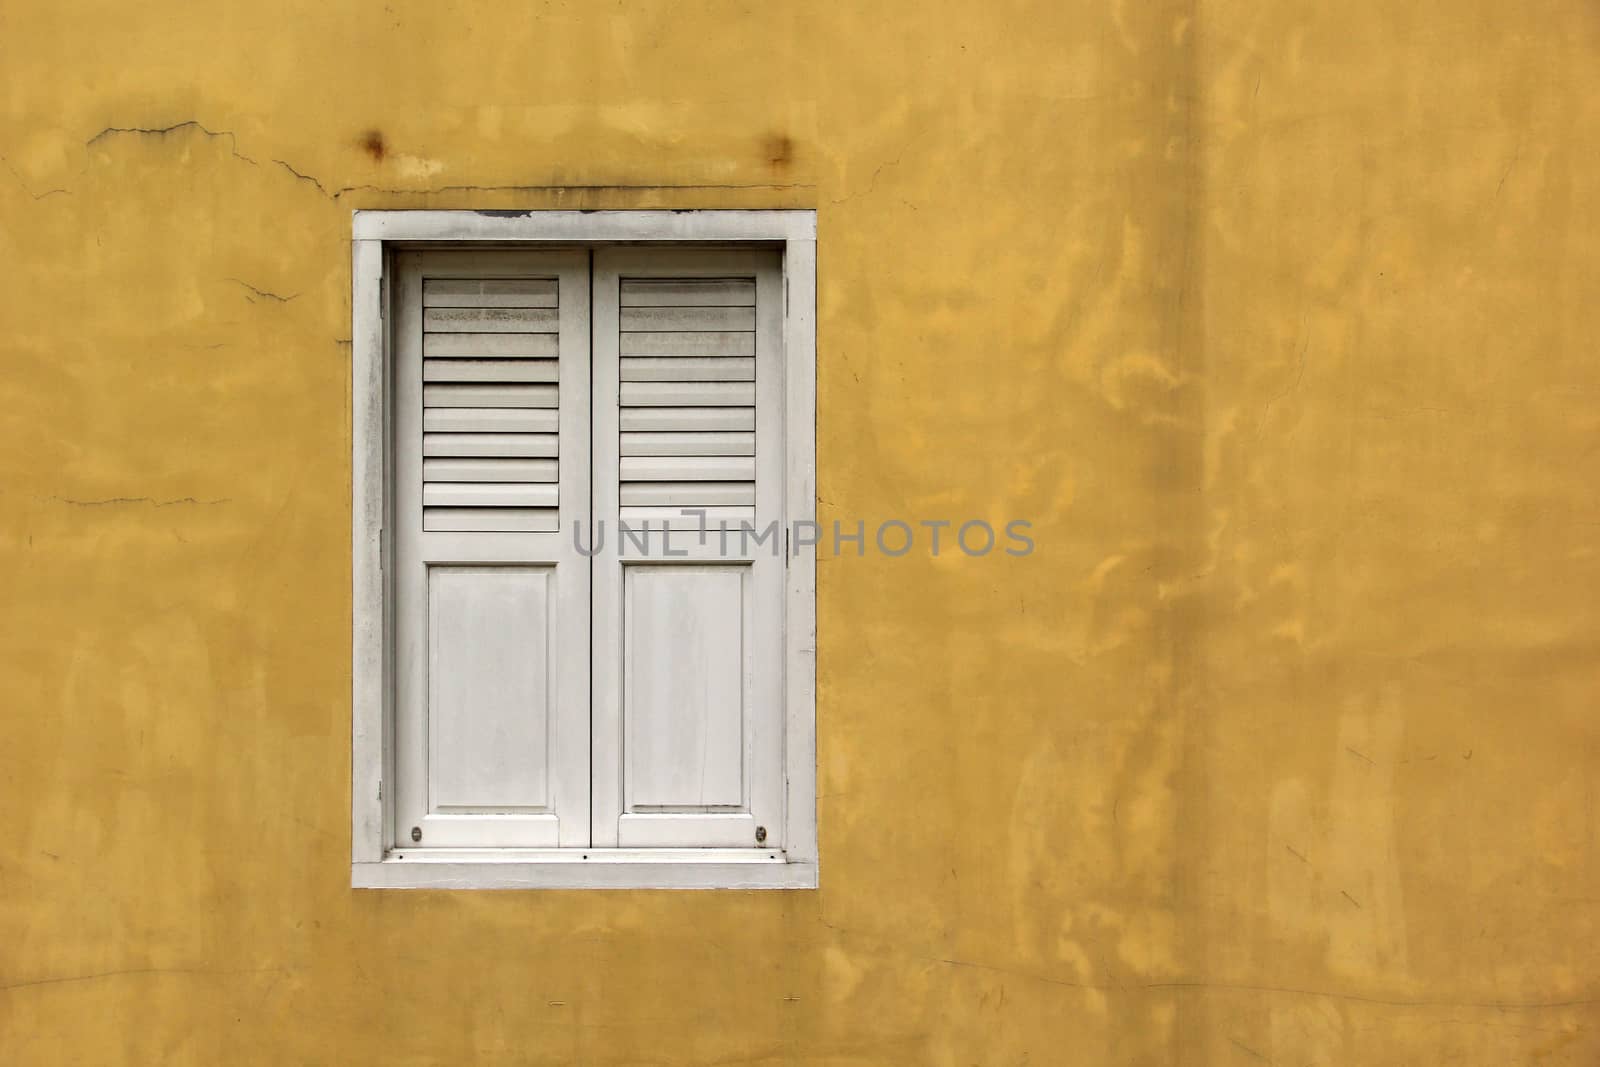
[{"xmin": 2, "ymin": 1, "xmax": 1597, "ymax": 1062}]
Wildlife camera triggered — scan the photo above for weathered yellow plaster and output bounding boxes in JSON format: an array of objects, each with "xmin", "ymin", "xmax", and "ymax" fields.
[{"xmin": 2, "ymin": 1, "xmax": 1596, "ymax": 1062}]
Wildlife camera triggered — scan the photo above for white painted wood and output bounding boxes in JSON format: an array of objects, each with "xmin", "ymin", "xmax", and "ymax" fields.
[
  {"xmin": 424, "ymin": 409, "xmax": 558, "ymax": 432},
  {"xmin": 781, "ymin": 237, "xmax": 819, "ymax": 869},
  {"xmin": 748, "ymin": 255, "xmax": 790, "ymax": 852},
  {"xmin": 422, "ymin": 458, "xmax": 557, "ymax": 482},
  {"xmin": 394, "ymin": 248, "xmax": 590, "ymax": 849},
  {"xmin": 428, "ymin": 567, "xmax": 554, "ymax": 813},
  {"xmin": 621, "ymin": 278, "xmax": 757, "ymax": 306},
  {"xmin": 424, "ymin": 332, "xmax": 559, "ymax": 358},
  {"xmin": 625, "ymin": 566, "xmax": 747, "ymax": 808},
  {"xmin": 621, "ymin": 381, "xmax": 755, "ymax": 407},
  {"xmin": 612, "ymin": 275, "xmax": 763, "ymax": 533},
  {"xmin": 619, "ymin": 506, "xmax": 756, "ymax": 531},
  {"xmin": 380, "ymin": 847, "xmax": 783, "ymax": 863},
  {"xmin": 351, "ymin": 238, "xmax": 387, "ymax": 865},
  {"xmin": 353, "ymin": 853, "xmax": 817, "ymax": 891},
  {"xmin": 425, "ymin": 406, "xmax": 556, "ymax": 431},
  {"xmin": 423, "ymin": 431, "xmax": 558, "ymax": 455},
  {"xmin": 423, "ymin": 508, "xmax": 559, "ymax": 533},
  {"xmin": 620, "ymin": 306, "xmax": 757, "ymax": 332},
  {"xmin": 424, "ymin": 277, "xmax": 558, "ymax": 306},
  {"xmin": 353, "ymin": 211, "xmax": 817, "ymax": 889},
  {"xmin": 620, "ymin": 407, "xmax": 756, "ymax": 432},
  {"xmin": 354, "ymin": 210, "xmax": 816, "ymax": 243},
  {"xmin": 424, "ymin": 307, "xmax": 559, "ymax": 332},
  {"xmin": 620, "ymin": 456, "xmax": 755, "ymax": 482},
  {"xmin": 621, "ymin": 431, "xmax": 755, "ymax": 456},
  {"xmin": 619, "ymin": 331, "xmax": 754, "ymax": 357},
  {"xmin": 590, "ymin": 250, "xmax": 629, "ymax": 846},
  {"xmin": 616, "ymin": 813, "xmax": 761, "ymax": 848},
  {"xmin": 620, "ymin": 357, "xmax": 754, "ymax": 382},
  {"xmin": 423, "ymin": 359, "xmax": 559, "ymax": 382},
  {"xmin": 619, "ymin": 482, "xmax": 755, "ymax": 507},
  {"xmin": 592, "ymin": 246, "xmax": 787, "ymax": 851},
  {"xmin": 422, "ymin": 384, "xmax": 559, "ymax": 408},
  {"xmin": 423, "ymin": 483, "xmax": 559, "ymax": 508}
]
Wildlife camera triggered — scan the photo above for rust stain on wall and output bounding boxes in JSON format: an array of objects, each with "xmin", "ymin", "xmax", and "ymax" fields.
[{"xmin": 765, "ymin": 133, "xmax": 795, "ymax": 168}]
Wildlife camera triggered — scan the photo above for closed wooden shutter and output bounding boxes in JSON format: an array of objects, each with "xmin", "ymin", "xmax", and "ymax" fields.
[
  {"xmin": 591, "ymin": 248, "xmax": 787, "ymax": 849},
  {"xmin": 391, "ymin": 250, "xmax": 591, "ymax": 848}
]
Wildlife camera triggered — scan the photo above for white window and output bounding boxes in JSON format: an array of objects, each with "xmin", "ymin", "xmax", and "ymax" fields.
[{"xmin": 351, "ymin": 212, "xmax": 816, "ymax": 889}]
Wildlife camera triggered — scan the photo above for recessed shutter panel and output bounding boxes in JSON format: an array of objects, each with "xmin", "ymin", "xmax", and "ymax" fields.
[
  {"xmin": 392, "ymin": 250, "xmax": 591, "ymax": 849},
  {"xmin": 592, "ymin": 249, "xmax": 786, "ymax": 849}
]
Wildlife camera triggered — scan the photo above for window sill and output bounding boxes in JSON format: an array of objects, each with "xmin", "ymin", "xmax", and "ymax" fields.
[{"xmin": 352, "ymin": 849, "xmax": 818, "ymax": 890}]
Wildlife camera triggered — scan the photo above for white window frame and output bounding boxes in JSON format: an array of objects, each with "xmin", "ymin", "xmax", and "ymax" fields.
[{"xmin": 350, "ymin": 210, "xmax": 817, "ymax": 889}]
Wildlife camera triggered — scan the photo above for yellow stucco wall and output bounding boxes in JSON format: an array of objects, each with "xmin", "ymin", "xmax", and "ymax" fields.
[{"xmin": 3, "ymin": 1, "xmax": 1597, "ymax": 1062}]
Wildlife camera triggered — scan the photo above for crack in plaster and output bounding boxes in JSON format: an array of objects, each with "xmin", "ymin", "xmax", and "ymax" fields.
[
  {"xmin": 45, "ymin": 496, "xmax": 231, "ymax": 508},
  {"xmin": 86, "ymin": 120, "xmax": 258, "ymax": 165},
  {"xmin": 226, "ymin": 278, "xmax": 298, "ymax": 303}
]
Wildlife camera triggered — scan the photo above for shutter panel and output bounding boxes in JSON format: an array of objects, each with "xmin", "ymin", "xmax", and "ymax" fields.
[
  {"xmin": 591, "ymin": 250, "xmax": 786, "ymax": 849},
  {"xmin": 392, "ymin": 250, "xmax": 591, "ymax": 849}
]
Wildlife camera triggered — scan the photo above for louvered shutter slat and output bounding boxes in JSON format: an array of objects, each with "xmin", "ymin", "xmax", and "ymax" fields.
[
  {"xmin": 423, "ymin": 432, "xmax": 558, "ymax": 457},
  {"xmin": 619, "ymin": 407, "xmax": 756, "ymax": 432},
  {"xmin": 424, "ymin": 332, "xmax": 560, "ymax": 358},
  {"xmin": 619, "ymin": 432, "xmax": 755, "ymax": 457},
  {"xmin": 423, "ymin": 483, "xmax": 559, "ymax": 508},
  {"xmin": 620, "ymin": 382, "xmax": 755, "ymax": 407},
  {"xmin": 420, "ymin": 508, "xmax": 560, "ymax": 533},
  {"xmin": 619, "ymin": 456, "xmax": 755, "ymax": 481},
  {"xmin": 619, "ymin": 482, "xmax": 756, "ymax": 507},
  {"xmin": 423, "ymin": 277, "xmax": 558, "ymax": 307},
  {"xmin": 619, "ymin": 278, "xmax": 756, "ymax": 306},
  {"xmin": 422, "ymin": 384, "xmax": 559, "ymax": 408},
  {"xmin": 618, "ymin": 505, "xmax": 756, "ymax": 530},
  {"xmin": 422, "ymin": 458, "xmax": 558, "ymax": 482},
  {"xmin": 621, "ymin": 357, "xmax": 754, "ymax": 381},
  {"xmin": 620, "ymin": 306, "xmax": 757, "ymax": 331},
  {"xmin": 424, "ymin": 409, "xmax": 558, "ymax": 433},
  {"xmin": 619, "ymin": 332, "xmax": 755, "ymax": 357},
  {"xmin": 423, "ymin": 359, "xmax": 559, "ymax": 382},
  {"xmin": 424, "ymin": 307, "xmax": 559, "ymax": 332}
]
